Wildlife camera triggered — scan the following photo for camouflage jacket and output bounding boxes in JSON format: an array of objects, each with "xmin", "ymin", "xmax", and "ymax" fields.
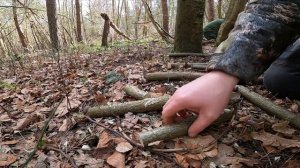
[{"xmin": 214, "ymin": 0, "xmax": 300, "ymax": 82}]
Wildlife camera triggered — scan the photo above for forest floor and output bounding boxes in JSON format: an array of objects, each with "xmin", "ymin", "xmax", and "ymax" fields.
[{"xmin": 0, "ymin": 41, "xmax": 300, "ymax": 168}]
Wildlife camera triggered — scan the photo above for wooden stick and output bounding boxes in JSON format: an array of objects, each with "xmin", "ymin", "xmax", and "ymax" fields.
[
  {"xmin": 144, "ymin": 72, "xmax": 205, "ymax": 81},
  {"xmin": 86, "ymin": 96, "xmax": 170, "ymax": 118},
  {"xmin": 236, "ymin": 85, "xmax": 300, "ymax": 130},
  {"xmin": 168, "ymin": 53, "xmax": 212, "ymax": 57},
  {"xmin": 168, "ymin": 63, "xmax": 208, "ymax": 70},
  {"xmin": 138, "ymin": 109, "xmax": 234, "ymax": 146},
  {"xmin": 123, "ymin": 85, "xmax": 151, "ymax": 100}
]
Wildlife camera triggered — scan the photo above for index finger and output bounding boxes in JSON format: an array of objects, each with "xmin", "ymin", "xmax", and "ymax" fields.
[{"xmin": 162, "ymin": 98, "xmax": 184, "ymax": 124}]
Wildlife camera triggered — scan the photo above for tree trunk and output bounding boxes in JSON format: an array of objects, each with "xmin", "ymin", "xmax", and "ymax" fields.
[
  {"xmin": 12, "ymin": 0, "xmax": 28, "ymax": 50},
  {"xmin": 75, "ymin": 0, "xmax": 83, "ymax": 42},
  {"xmin": 174, "ymin": 0, "xmax": 205, "ymax": 53},
  {"xmin": 216, "ymin": 0, "xmax": 247, "ymax": 46},
  {"xmin": 217, "ymin": 0, "xmax": 222, "ymax": 19},
  {"xmin": 46, "ymin": 0, "xmax": 59, "ymax": 51},
  {"xmin": 101, "ymin": 13, "xmax": 110, "ymax": 47},
  {"xmin": 206, "ymin": 0, "xmax": 215, "ymax": 22},
  {"xmin": 161, "ymin": 0, "xmax": 169, "ymax": 33}
]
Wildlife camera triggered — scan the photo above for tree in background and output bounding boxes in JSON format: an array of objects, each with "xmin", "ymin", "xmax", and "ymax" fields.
[
  {"xmin": 12, "ymin": 0, "xmax": 28, "ymax": 50},
  {"xmin": 46, "ymin": 0, "xmax": 59, "ymax": 51},
  {"xmin": 206, "ymin": 0, "xmax": 215, "ymax": 22},
  {"xmin": 161, "ymin": 0, "xmax": 169, "ymax": 34},
  {"xmin": 216, "ymin": 0, "xmax": 247, "ymax": 46},
  {"xmin": 75, "ymin": 0, "xmax": 83, "ymax": 43},
  {"xmin": 174, "ymin": 0, "xmax": 205, "ymax": 53}
]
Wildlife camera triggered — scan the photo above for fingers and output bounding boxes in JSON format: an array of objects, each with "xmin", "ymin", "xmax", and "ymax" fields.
[
  {"xmin": 188, "ymin": 111, "xmax": 219, "ymax": 137},
  {"xmin": 162, "ymin": 98, "xmax": 184, "ymax": 124}
]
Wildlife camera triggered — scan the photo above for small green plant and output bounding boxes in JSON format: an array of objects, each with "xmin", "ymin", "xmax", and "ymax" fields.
[{"xmin": 0, "ymin": 81, "xmax": 17, "ymax": 90}]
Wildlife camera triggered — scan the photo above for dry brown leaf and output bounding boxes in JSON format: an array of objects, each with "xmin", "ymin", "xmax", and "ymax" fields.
[
  {"xmin": 13, "ymin": 113, "xmax": 38, "ymax": 130},
  {"xmin": 217, "ymin": 157, "xmax": 259, "ymax": 167},
  {"xmin": 175, "ymin": 154, "xmax": 189, "ymax": 168},
  {"xmin": 59, "ymin": 118, "xmax": 72, "ymax": 132},
  {"xmin": 97, "ymin": 131, "xmax": 113, "ymax": 148},
  {"xmin": 0, "ymin": 154, "xmax": 17, "ymax": 167},
  {"xmin": 55, "ymin": 98, "xmax": 81, "ymax": 117},
  {"xmin": 116, "ymin": 142, "xmax": 133, "ymax": 153},
  {"xmin": 94, "ymin": 91, "xmax": 107, "ymax": 104},
  {"xmin": 0, "ymin": 140, "xmax": 19, "ymax": 145},
  {"xmin": 251, "ymin": 131, "xmax": 300, "ymax": 149},
  {"xmin": 290, "ymin": 103, "xmax": 299, "ymax": 113},
  {"xmin": 106, "ymin": 152, "xmax": 125, "ymax": 168},
  {"xmin": 272, "ymin": 121, "xmax": 296, "ymax": 135},
  {"xmin": 134, "ymin": 160, "xmax": 148, "ymax": 168},
  {"xmin": 24, "ymin": 104, "xmax": 37, "ymax": 113},
  {"xmin": 283, "ymin": 160, "xmax": 300, "ymax": 168},
  {"xmin": 174, "ymin": 135, "xmax": 217, "ymax": 167}
]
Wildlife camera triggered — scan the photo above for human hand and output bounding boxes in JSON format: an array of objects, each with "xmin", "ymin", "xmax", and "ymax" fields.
[{"xmin": 162, "ymin": 71, "xmax": 239, "ymax": 137}]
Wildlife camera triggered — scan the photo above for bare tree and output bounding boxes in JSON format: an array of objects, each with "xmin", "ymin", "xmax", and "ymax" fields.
[
  {"xmin": 46, "ymin": 0, "xmax": 59, "ymax": 50},
  {"xmin": 75, "ymin": 0, "xmax": 83, "ymax": 42},
  {"xmin": 161, "ymin": 0, "xmax": 169, "ymax": 33},
  {"xmin": 12, "ymin": 0, "xmax": 28, "ymax": 50},
  {"xmin": 206, "ymin": 0, "xmax": 215, "ymax": 22},
  {"xmin": 174, "ymin": 0, "xmax": 205, "ymax": 53},
  {"xmin": 216, "ymin": 0, "xmax": 247, "ymax": 45}
]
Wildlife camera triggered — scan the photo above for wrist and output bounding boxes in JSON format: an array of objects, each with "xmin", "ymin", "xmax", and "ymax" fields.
[{"xmin": 209, "ymin": 71, "xmax": 239, "ymax": 87}]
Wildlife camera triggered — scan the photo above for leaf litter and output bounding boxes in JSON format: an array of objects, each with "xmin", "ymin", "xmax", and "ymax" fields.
[{"xmin": 0, "ymin": 43, "xmax": 299, "ymax": 167}]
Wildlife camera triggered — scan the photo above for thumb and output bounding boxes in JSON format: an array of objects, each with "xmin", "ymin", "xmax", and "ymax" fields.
[{"xmin": 188, "ymin": 112, "xmax": 218, "ymax": 137}]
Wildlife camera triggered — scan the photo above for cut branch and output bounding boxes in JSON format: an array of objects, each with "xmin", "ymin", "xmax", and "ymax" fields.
[
  {"xmin": 168, "ymin": 63, "xmax": 208, "ymax": 71},
  {"xmin": 236, "ymin": 85, "xmax": 300, "ymax": 130},
  {"xmin": 123, "ymin": 85, "xmax": 151, "ymax": 100},
  {"xmin": 138, "ymin": 109, "xmax": 234, "ymax": 146},
  {"xmin": 144, "ymin": 72, "xmax": 205, "ymax": 81},
  {"xmin": 100, "ymin": 13, "xmax": 131, "ymax": 41},
  {"xmin": 86, "ymin": 96, "xmax": 170, "ymax": 118},
  {"xmin": 168, "ymin": 53, "xmax": 212, "ymax": 57}
]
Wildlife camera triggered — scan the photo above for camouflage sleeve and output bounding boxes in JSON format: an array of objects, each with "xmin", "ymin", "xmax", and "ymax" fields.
[{"xmin": 214, "ymin": 0, "xmax": 300, "ymax": 82}]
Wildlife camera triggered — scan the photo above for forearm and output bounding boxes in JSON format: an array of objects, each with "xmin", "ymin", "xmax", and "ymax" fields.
[{"xmin": 214, "ymin": 0, "xmax": 300, "ymax": 82}]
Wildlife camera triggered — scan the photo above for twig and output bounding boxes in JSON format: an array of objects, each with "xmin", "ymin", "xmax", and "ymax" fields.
[
  {"xmin": 20, "ymin": 99, "xmax": 63, "ymax": 168},
  {"xmin": 84, "ymin": 115, "xmax": 143, "ymax": 148},
  {"xmin": 45, "ymin": 146, "xmax": 78, "ymax": 168}
]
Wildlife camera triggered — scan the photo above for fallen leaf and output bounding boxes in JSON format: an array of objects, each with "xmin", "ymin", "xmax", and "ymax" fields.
[
  {"xmin": 13, "ymin": 113, "xmax": 38, "ymax": 130},
  {"xmin": 59, "ymin": 118, "xmax": 72, "ymax": 132},
  {"xmin": 251, "ymin": 131, "xmax": 300, "ymax": 149},
  {"xmin": 94, "ymin": 91, "xmax": 107, "ymax": 104},
  {"xmin": 0, "ymin": 154, "xmax": 17, "ymax": 167},
  {"xmin": 55, "ymin": 97, "xmax": 81, "ymax": 117},
  {"xmin": 116, "ymin": 142, "xmax": 133, "ymax": 153},
  {"xmin": 134, "ymin": 160, "xmax": 148, "ymax": 168},
  {"xmin": 24, "ymin": 104, "xmax": 37, "ymax": 113},
  {"xmin": 0, "ymin": 140, "xmax": 19, "ymax": 145},
  {"xmin": 97, "ymin": 131, "xmax": 113, "ymax": 148},
  {"xmin": 290, "ymin": 103, "xmax": 299, "ymax": 113},
  {"xmin": 217, "ymin": 157, "xmax": 259, "ymax": 167},
  {"xmin": 283, "ymin": 160, "xmax": 300, "ymax": 168},
  {"xmin": 107, "ymin": 152, "xmax": 125, "ymax": 168},
  {"xmin": 272, "ymin": 121, "xmax": 296, "ymax": 135}
]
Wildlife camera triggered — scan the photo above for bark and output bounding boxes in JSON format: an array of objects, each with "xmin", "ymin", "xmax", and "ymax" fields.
[
  {"xmin": 100, "ymin": 13, "xmax": 131, "ymax": 41},
  {"xmin": 46, "ymin": 0, "xmax": 59, "ymax": 51},
  {"xmin": 206, "ymin": 0, "xmax": 215, "ymax": 22},
  {"xmin": 168, "ymin": 63, "xmax": 208, "ymax": 70},
  {"xmin": 144, "ymin": 72, "xmax": 204, "ymax": 81},
  {"xmin": 123, "ymin": 85, "xmax": 151, "ymax": 100},
  {"xmin": 12, "ymin": 0, "xmax": 28, "ymax": 49},
  {"xmin": 101, "ymin": 13, "xmax": 110, "ymax": 47},
  {"xmin": 75, "ymin": 0, "xmax": 83, "ymax": 42},
  {"xmin": 139, "ymin": 109, "xmax": 233, "ymax": 146},
  {"xmin": 86, "ymin": 96, "xmax": 170, "ymax": 118},
  {"xmin": 161, "ymin": 0, "xmax": 169, "ymax": 33},
  {"xmin": 168, "ymin": 52, "xmax": 211, "ymax": 57},
  {"xmin": 215, "ymin": 0, "xmax": 247, "ymax": 45},
  {"xmin": 236, "ymin": 85, "xmax": 300, "ymax": 130},
  {"xmin": 217, "ymin": 0, "xmax": 222, "ymax": 19},
  {"xmin": 141, "ymin": 0, "xmax": 172, "ymax": 43},
  {"xmin": 174, "ymin": 0, "xmax": 205, "ymax": 53}
]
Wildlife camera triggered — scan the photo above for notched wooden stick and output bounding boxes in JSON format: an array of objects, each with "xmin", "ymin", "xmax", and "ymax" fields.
[{"xmin": 138, "ymin": 109, "xmax": 234, "ymax": 146}]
